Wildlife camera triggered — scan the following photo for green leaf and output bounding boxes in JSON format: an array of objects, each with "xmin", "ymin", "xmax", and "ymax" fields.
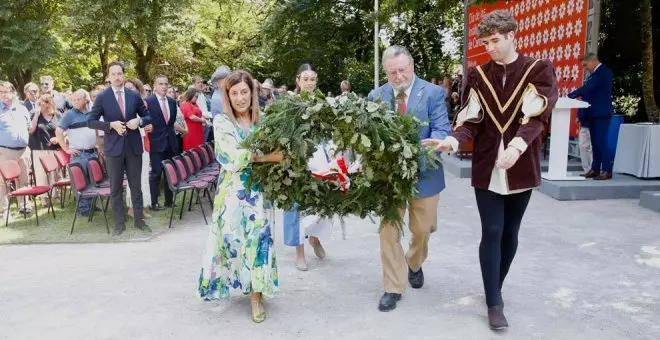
[{"xmin": 360, "ymin": 134, "xmax": 372, "ymax": 148}]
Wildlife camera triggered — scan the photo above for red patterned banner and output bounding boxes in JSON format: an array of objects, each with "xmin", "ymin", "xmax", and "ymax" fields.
[{"xmin": 467, "ymin": 0, "xmax": 590, "ymax": 137}]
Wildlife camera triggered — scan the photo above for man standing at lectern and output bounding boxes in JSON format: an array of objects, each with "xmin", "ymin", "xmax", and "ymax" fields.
[
  {"xmin": 568, "ymin": 53, "xmax": 614, "ymax": 180},
  {"xmin": 421, "ymin": 10, "xmax": 558, "ymax": 330}
]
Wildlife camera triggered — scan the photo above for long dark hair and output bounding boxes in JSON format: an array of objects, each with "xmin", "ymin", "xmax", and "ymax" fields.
[{"xmin": 295, "ymin": 63, "xmax": 317, "ymax": 93}]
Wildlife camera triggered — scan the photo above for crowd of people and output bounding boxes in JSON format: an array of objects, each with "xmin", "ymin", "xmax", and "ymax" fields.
[{"xmin": 0, "ymin": 9, "xmax": 572, "ymax": 333}]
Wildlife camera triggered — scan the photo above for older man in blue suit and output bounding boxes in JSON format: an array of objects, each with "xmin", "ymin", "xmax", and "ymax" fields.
[
  {"xmin": 568, "ymin": 53, "xmax": 614, "ymax": 180},
  {"xmin": 89, "ymin": 61, "xmax": 153, "ymax": 236},
  {"xmin": 368, "ymin": 45, "xmax": 451, "ymax": 312}
]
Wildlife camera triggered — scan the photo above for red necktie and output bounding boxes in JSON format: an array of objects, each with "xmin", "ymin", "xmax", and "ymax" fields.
[
  {"xmin": 116, "ymin": 91, "xmax": 125, "ymax": 119},
  {"xmin": 160, "ymin": 97, "xmax": 169, "ymax": 123},
  {"xmin": 397, "ymin": 92, "xmax": 407, "ymax": 116}
]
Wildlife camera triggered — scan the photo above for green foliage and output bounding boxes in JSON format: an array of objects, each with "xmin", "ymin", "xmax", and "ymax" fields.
[
  {"xmin": 613, "ymin": 95, "xmax": 641, "ymax": 117},
  {"xmin": 243, "ymin": 92, "xmax": 438, "ymax": 228},
  {"xmin": 0, "ymin": 0, "xmax": 62, "ymax": 90}
]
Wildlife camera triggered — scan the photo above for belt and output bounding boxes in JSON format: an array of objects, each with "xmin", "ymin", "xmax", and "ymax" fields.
[
  {"xmin": 0, "ymin": 145, "xmax": 26, "ymax": 151},
  {"xmin": 80, "ymin": 148, "xmax": 97, "ymax": 153}
]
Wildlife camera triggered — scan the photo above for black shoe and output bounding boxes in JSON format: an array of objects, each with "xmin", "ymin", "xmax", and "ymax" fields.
[
  {"xmin": 408, "ymin": 267, "xmax": 424, "ymax": 289},
  {"xmin": 164, "ymin": 202, "xmax": 177, "ymax": 208},
  {"xmin": 135, "ymin": 222, "xmax": 152, "ymax": 232},
  {"xmin": 19, "ymin": 206, "xmax": 32, "ymax": 215},
  {"xmin": 487, "ymin": 305, "xmax": 508, "ymax": 330},
  {"xmin": 151, "ymin": 203, "xmax": 166, "ymax": 211},
  {"xmin": 378, "ymin": 293, "xmax": 402, "ymax": 312},
  {"xmin": 112, "ymin": 223, "xmax": 126, "ymax": 236}
]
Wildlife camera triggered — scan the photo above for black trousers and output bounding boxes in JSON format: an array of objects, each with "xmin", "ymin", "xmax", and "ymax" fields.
[
  {"xmin": 149, "ymin": 145, "xmax": 175, "ymax": 206},
  {"xmin": 105, "ymin": 139, "xmax": 143, "ymax": 228},
  {"xmin": 474, "ymin": 188, "xmax": 532, "ymax": 308}
]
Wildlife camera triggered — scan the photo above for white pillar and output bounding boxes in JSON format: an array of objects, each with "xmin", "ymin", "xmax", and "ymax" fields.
[{"xmin": 542, "ymin": 97, "xmax": 590, "ymax": 181}]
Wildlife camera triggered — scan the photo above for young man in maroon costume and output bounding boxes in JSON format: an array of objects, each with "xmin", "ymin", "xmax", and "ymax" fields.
[{"xmin": 423, "ymin": 10, "xmax": 558, "ymax": 330}]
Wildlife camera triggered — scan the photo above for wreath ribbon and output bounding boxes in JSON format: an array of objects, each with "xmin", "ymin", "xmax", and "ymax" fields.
[{"xmin": 311, "ymin": 157, "xmax": 351, "ymax": 191}]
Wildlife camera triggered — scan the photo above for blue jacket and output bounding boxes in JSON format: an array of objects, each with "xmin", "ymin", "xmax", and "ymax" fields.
[
  {"xmin": 146, "ymin": 95, "xmax": 178, "ymax": 153},
  {"xmin": 368, "ymin": 76, "xmax": 450, "ymax": 198},
  {"xmin": 88, "ymin": 87, "xmax": 152, "ymax": 157},
  {"xmin": 568, "ymin": 64, "xmax": 613, "ymax": 125}
]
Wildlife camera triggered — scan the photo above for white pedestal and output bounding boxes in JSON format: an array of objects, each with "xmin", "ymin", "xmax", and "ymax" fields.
[{"xmin": 542, "ymin": 97, "xmax": 590, "ymax": 181}]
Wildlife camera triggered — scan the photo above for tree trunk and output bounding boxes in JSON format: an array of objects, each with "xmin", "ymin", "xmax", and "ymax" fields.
[
  {"xmin": 134, "ymin": 45, "xmax": 157, "ymax": 85},
  {"xmin": 98, "ymin": 34, "xmax": 110, "ymax": 81},
  {"xmin": 10, "ymin": 69, "xmax": 32, "ymax": 98},
  {"xmin": 641, "ymin": 0, "xmax": 659, "ymax": 122}
]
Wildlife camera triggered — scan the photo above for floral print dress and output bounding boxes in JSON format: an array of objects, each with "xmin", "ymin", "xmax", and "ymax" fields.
[{"xmin": 198, "ymin": 114, "xmax": 278, "ymax": 300}]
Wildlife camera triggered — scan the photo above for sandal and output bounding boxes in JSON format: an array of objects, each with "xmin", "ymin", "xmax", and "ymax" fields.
[{"xmin": 251, "ymin": 300, "xmax": 266, "ymax": 323}]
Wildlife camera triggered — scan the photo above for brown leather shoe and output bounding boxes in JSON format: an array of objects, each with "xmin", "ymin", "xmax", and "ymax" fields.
[
  {"xmin": 582, "ymin": 170, "xmax": 598, "ymax": 178},
  {"xmin": 594, "ymin": 172, "xmax": 612, "ymax": 180}
]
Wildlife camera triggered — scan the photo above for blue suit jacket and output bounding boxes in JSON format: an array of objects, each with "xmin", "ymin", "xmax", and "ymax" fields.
[
  {"xmin": 88, "ymin": 87, "xmax": 152, "ymax": 157},
  {"xmin": 368, "ymin": 76, "xmax": 451, "ymax": 198},
  {"xmin": 568, "ymin": 64, "xmax": 613, "ymax": 124},
  {"xmin": 146, "ymin": 95, "xmax": 178, "ymax": 153}
]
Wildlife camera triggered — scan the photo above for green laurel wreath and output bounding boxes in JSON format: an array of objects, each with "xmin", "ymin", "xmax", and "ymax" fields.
[{"xmin": 242, "ymin": 91, "xmax": 439, "ymax": 226}]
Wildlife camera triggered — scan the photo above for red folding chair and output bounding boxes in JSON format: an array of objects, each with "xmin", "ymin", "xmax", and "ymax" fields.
[
  {"xmin": 198, "ymin": 144, "xmax": 220, "ymax": 170},
  {"xmin": 174, "ymin": 156, "xmax": 213, "ymax": 206},
  {"xmin": 190, "ymin": 149, "xmax": 220, "ymax": 176},
  {"xmin": 39, "ymin": 153, "xmax": 71, "ymax": 208},
  {"xmin": 54, "ymin": 149, "xmax": 72, "ymax": 202},
  {"xmin": 87, "ymin": 157, "xmax": 109, "ymax": 188},
  {"xmin": 181, "ymin": 152, "xmax": 217, "ymax": 189},
  {"xmin": 67, "ymin": 162, "xmax": 111, "ymax": 234},
  {"xmin": 162, "ymin": 159, "xmax": 209, "ymax": 228},
  {"xmin": 0, "ymin": 160, "xmax": 55, "ymax": 226}
]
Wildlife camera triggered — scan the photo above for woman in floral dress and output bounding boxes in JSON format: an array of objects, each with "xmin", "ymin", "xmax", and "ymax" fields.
[{"xmin": 198, "ymin": 70, "xmax": 283, "ymax": 323}]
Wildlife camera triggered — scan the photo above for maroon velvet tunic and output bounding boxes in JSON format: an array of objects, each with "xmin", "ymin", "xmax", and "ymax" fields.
[{"xmin": 453, "ymin": 55, "xmax": 559, "ymax": 191}]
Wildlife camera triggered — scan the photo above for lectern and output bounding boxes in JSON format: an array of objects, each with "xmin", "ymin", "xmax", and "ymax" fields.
[{"xmin": 541, "ymin": 97, "xmax": 590, "ymax": 181}]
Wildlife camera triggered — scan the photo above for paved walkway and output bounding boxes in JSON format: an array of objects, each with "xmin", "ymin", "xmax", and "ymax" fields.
[{"xmin": 1, "ymin": 173, "xmax": 659, "ymax": 340}]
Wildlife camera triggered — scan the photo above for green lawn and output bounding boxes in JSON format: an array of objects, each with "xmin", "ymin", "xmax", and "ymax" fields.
[{"xmin": 0, "ymin": 191, "xmax": 210, "ymax": 244}]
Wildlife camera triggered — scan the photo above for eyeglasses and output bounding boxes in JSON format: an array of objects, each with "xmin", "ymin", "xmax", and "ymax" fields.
[{"xmin": 385, "ymin": 63, "xmax": 412, "ymax": 77}]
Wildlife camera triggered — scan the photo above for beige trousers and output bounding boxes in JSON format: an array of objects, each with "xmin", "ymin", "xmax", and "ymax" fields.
[
  {"xmin": 0, "ymin": 147, "xmax": 31, "ymax": 213},
  {"xmin": 380, "ymin": 194, "xmax": 440, "ymax": 294}
]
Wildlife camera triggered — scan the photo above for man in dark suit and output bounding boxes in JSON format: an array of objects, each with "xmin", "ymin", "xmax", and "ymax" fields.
[
  {"xmin": 88, "ymin": 61, "xmax": 153, "ymax": 235},
  {"xmin": 568, "ymin": 53, "xmax": 614, "ymax": 180},
  {"xmin": 146, "ymin": 75, "xmax": 179, "ymax": 211}
]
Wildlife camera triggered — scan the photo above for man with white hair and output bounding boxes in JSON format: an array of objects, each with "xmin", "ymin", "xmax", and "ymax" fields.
[
  {"xmin": 367, "ymin": 45, "xmax": 451, "ymax": 312},
  {"xmin": 39, "ymin": 75, "xmax": 71, "ymax": 113},
  {"xmin": 209, "ymin": 65, "xmax": 231, "ymax": 118},
  {"xmin": 56, "ymin": 89, "xmax": 99, "ymax": 216}
]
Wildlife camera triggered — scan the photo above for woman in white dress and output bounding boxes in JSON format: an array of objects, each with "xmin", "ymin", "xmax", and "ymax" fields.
[
  {"xmin": 124, "ymin": 78, "xmax": 151, "ymax": 219},
  {"xmin": 282, "ymin": 63, "xmax": 334, "ymax": 271}
]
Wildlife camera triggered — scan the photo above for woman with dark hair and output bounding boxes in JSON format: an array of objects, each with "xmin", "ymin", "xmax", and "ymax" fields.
[
  {"xmin": 123, "ymin": 78, "xmax": 151, "ymax": 219},
  {"xmin": 29, "ymin": 93, "xmax": 61, "ymax": 207},
  {"xmin": 295, "ymin": 63, "xmax": 318, "ymax": 94},
  {"xmin": 283, "ymin": 63, "xmax": 330, "ymax": 272},
  {"xmin": 180, "ymin": 88, "xmax": 206, "ymax": 151},
  {"xmin": 198, "ymin": 70, "xmax": 283, "ymax": 323}
]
